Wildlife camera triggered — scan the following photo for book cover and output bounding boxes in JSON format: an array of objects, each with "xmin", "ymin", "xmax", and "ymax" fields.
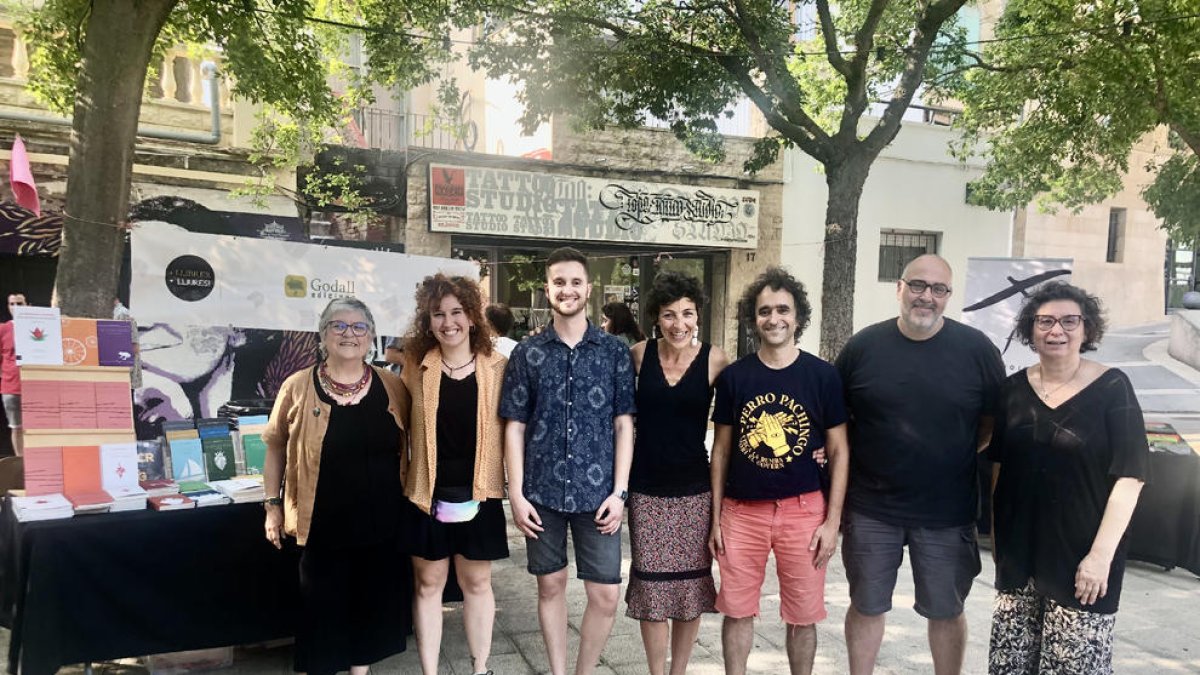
[
  {"xmin": 94, "ymin": 382, "xmax": 133, "ymax": 430},
  {"xmin": 66, "ymin": 489, "xmax": 113, "ymax": 513},
  {"xmin": 19, "ymin": 380, "xmax": 62, "ymax": 429},
  {"xmin": 96, "ymin": 320, "xmax": 135, "ymax": 367},
  {"xmin": 149, "ymin": 494, "xmax": 195, "ymax": 511},
  {"xmin": 167, "ymin": 435, "xmax": 206, "ymax": 482},
  {"xmin": 177, "ymin": 479, "xmax": 210, "ymax": 494},
  {"xmin": 23, "ymin": 446, "xmax": 64, "ymax": 496},
  {"xmin": 137, "ymin": 439, "xmax": 166, "ymax": 481},
  {"xmin": 99, "ymin": 442, "xmax": 139, "ymax": 492},
  {"xmin": 59, "ymin": 317, "xmax": 99, "ymax": 367},
  {"xmin": 201, "ymin": 435, "xmax": 237, "ymax": 482},
  {"xmin": 62, "ymin": 445, "xmax": 102, "ymax": 495},
  {"xmin": 59, "ymin": 382, "xmax": 98, "ymax": 429},
  {"xmin": 139, "ymin": 478, "xmax": 180, "ymax": 495},
  {"xmin": 240, "ymin": 431, "xmax": 267, "ymax": 475},
  {"xmin": 11, "ymin": 305, "xmax": 63, "ymax": 366}
]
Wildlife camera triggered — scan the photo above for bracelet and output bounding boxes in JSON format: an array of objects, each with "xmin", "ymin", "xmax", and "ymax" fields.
[{"xmin": 264, "ymin": 497, "xmax": 283, "ymax": 507}]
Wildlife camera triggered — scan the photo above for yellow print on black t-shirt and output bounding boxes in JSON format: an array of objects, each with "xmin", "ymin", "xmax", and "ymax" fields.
[{"xmin": 738, "ymin": 393, "xmax": 812, "ymax": 470}]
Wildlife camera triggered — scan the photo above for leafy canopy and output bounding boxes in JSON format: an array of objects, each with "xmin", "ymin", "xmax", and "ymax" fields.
[
  {"xmin": 471, "ymin": 0, "xmax": 973, "ymax": 173},
  {"xmin": 15, "ymin": 0, "xmax": 486, "ymax": 208},
  {"xmin": 948, "ymin": 0, "xmax": 1200, "ymax": 243}
]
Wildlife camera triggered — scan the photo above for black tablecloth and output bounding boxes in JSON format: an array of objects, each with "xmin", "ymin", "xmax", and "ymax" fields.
[
  {"xmin": 0, "ymin": 502, "xmax": 301, "ymax": 675},
  {"xmin": 1127, "ymin": 449, "xmax": 1200, "ymax": 575}
]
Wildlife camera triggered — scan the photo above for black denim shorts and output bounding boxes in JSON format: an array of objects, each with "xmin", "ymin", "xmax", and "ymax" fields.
[{"xmin": 525, "ymin": 502, "xmax": 623, "ymax": 584}]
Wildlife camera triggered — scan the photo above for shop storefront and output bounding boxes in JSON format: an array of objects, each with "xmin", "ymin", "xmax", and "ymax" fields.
[{"xmin": 427, "ymin": 162, "xmax": 760, "ymax": 344}]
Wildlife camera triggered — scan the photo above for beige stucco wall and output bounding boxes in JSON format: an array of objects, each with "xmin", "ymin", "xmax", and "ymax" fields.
[
  {"xmin": 783, "ymin": 120, "xmax": 1013, "ymax": 354},
  {"xmin": 1016, "ymin": 132, "xmax": 1170, "ymax": 327}
]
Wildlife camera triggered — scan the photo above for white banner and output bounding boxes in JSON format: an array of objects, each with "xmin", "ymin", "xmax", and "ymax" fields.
[
  {"xmin": 962, "ymin": 257, "xmax": 1073, "ymax": 375},
  {"xmin": 428, "ymin": 163, "xmax": 759, "ymax": 249},
  {"xmin": 130, "ymin": 224, "xmax": 478, "ymax": 335}
]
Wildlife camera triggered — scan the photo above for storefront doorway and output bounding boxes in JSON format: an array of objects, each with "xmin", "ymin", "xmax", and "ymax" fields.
[{"xmin": 452, "ymin": 238, "xmax": 725, "ymax": 343}]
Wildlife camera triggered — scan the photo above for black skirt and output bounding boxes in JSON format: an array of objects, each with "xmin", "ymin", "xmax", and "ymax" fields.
[
  {"xmin": 295, "ymin": 537, "xmax": 411, "ymax": 675},
  {"xmin": 404, "ymin": 498, "xmax": 510, "ymax": 561}
]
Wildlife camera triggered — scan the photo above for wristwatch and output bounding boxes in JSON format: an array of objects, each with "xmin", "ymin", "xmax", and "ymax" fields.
[
  {"xmin": 617, "ymin": 490, "xmax": 628, "ymax": 502},
  {"xmin": 264, "ymin": 497, "xmax": 283, "ymax": 508}
]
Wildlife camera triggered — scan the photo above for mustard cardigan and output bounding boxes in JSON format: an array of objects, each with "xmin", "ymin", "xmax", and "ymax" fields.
[
  {"xmin": 401, "ymin": 348, "xmax": 507, "ymax": 514},
  {"xmin": 262, "ymin": 365, "xmax": 409, "ymax": 546}
]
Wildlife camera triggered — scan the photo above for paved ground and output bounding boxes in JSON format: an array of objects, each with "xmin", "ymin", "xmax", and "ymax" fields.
[{"xmin": 6, "ymin": 322, "xmax": 1199, "ymax": 675}]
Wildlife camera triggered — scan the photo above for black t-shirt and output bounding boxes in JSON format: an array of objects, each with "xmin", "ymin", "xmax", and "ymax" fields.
[
  {"xmin": 309, "ymin": 367, "xmax": 403, "ymax": 549},
  {"xmin": 836, "ymin": 318, "xmax": 1004, "ymax": 528},
  {"xmin": 712, "ymin": 351, "xmax": 847, "ymax": 500},
  {"xmin": 435, "ymin": 372, "xmax": 478, "ymax": 497},
  {"xmin": 629, "ymin": 341, "xmax": 713, "ymax": 497},
  {"xmin": 988, "ymin": 368, "xmax": 1149, "ymax": 614}
]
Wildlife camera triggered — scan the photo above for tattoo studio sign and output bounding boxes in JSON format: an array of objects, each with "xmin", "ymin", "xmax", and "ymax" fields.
[{"xmin": 428, "ymin": 163, "xmax": 759, "ymax": 249}]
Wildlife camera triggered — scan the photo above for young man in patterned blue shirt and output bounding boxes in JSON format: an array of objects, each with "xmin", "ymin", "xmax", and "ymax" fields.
[{"xmin": 500, "ymin": 247, "xmax": 637, "ymax": 675}]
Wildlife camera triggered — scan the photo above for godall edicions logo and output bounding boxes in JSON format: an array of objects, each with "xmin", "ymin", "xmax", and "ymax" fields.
[
  {"xmin": 164, "ymin": 255, "xmax": 215, "ymax": 302},
  {"xmin": 738, "ymin": 393, "xmax": 812, "ymax": 470}
]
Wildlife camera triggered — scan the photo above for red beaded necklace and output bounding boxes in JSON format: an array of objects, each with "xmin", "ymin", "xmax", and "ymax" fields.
[{"xmin": 319, "ymin": 361, "xmax": 371, "ymax": 398}]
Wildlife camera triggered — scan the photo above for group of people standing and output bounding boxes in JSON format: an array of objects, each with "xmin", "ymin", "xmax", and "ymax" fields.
[{"xmin": 261, "ymin": 247, "xmax": 1147, "ymax": 675}]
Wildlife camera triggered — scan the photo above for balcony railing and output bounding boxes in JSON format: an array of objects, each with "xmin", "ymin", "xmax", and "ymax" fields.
[{"xmin": 347, "ymin": 108, "xmax": 479, "ymax": 153}]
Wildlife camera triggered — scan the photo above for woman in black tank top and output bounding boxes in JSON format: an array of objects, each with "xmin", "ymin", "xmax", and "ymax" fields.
[{"xmin": 625, "ymin": 272, "xmax": 729, "ymax": 675}]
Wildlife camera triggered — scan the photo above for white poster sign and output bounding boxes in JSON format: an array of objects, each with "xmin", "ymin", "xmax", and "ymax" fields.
[
  {"xmin": 428, "ymin": 163, "xmax": 759, "ymax": 249},
  {"xmin": 962, "ymin": 257, "xmax": 1073, "ymax": 375},
  {"xmin": 12, "ymin": 305, "xmax": 63, "ymax": 366},
  {"xmin": 130, "ymin": 224, "xmax": 478, "ymax": 335}
]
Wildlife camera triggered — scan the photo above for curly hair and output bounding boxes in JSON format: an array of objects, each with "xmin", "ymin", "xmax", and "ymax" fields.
[
  {"xmin": 737, "ymin": 267, "xmax": 811, "ymax": 341},
  {"xmin": 404, "ymin": 273, "xmax": 494, "ymax": 369},
  {"xmin": 646, "ymin": 271, "xmax": 707, "ymax": 318},
  {"xmin": 1015, "ymin": 281, "xmax": 1107, "ymax": 353}
]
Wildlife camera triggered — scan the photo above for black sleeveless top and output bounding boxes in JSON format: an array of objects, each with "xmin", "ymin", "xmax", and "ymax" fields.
[{"xmin": 629, "ymin": 340, "xmax": 713, "ymax": 497}]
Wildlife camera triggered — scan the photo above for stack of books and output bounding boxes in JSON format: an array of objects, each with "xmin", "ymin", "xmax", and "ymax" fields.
[
  {"xmin": 179, "ymin": 480, "xmax": 230, "ymax": 508},
  {"xmin": 101, "ymin": 442, "xmax": 146, "ymax": 511},
  {"xmin": 162, "ymin": 419, "xmax": 204, "ymax": 483},
  {"xmin": 148, "ymin": 494, "xmax": 195, "ymax": 511},
  {"xmin": 11, "ymin": 493, "xmax": 74, "ymax": 522},
  {"xmin": 66, "ymin": 490, "xmax": 113, "ymax": 514},
  {"xmin": 198, "ymin": 418, "xmax": 236, "ymax": 482},
  {"xmin": 210, "ymin": 477, "xmax": 265, "ymax": 504},
  {"xmin": 234, "ymin": 414, "xmax": 270, "ymax": 476},
  {"xmin": 139, "ymin": 478, "xmax": 180, "ymax": 497}
]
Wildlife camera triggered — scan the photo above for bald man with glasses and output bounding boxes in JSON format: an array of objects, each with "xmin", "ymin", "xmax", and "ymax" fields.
[{"xmin": 834, "ymin": 255, "xmax": 1005, "ymax": 675}]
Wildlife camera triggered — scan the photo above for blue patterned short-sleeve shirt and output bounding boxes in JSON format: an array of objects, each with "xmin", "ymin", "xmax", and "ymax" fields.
[{"xmin": 500, "ymin": 321, "xmax": 637, "ymax": 513}]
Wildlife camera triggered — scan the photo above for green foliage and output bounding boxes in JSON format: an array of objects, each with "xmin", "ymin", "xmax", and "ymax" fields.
[
  {"xmin": 12, "ymin": 0, "xmax": 486, "ymax": 208},
  {"xmin": 471, "ymin": 0, "xmax": 971, "ymax": 174},
  {"xmin": 949, "ymin": 0, "xmax": 1200, "ymax": 237}
]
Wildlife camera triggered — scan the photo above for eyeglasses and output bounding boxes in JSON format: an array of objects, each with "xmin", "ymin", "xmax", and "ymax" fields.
[
  {"xmin": 900, "ymin": 279, "xmax": 951, "ymax": 298},
  {"xmin": 1034, "ymin": 315, "xmax": 1083, "ymax": 332},
  {"xmin": 326, "ymin": 320, "xmax": 370, "ymax": 337}
]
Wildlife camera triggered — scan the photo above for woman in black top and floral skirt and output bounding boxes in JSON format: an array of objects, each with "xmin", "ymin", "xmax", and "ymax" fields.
[
  {"xmin": 988, "ymin": 282, "xmax": 1148, "ymax": 675},
  {"xmin": 626, "ymin": 272, "xmax": 729, "ymax": 675}
]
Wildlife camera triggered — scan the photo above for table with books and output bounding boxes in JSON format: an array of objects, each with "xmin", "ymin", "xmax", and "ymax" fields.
[{"xmin": 0, "ymin": 498, "xmax": 301, "ymax": 675}]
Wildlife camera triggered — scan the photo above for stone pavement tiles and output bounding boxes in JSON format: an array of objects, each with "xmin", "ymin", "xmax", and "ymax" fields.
[{"xmin": 5, "ymin": 501, "xmax": 1199, "ymax": 674}]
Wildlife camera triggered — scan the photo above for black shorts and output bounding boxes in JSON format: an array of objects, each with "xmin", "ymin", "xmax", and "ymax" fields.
[{"xmin": 404, "ymin": 498, "xmax": 510, "ymax": 561}]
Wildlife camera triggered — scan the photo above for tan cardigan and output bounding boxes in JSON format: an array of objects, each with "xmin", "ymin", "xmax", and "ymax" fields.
[
  {"xmin": 401, "ymin": 348, "xmax": 507, "ymax": 514},
  {"xmin": 262, "ymin": 365, "xmax": 409, "ymax": 546}
]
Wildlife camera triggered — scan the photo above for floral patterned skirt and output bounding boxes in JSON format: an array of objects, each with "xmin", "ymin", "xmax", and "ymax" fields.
[
  {"xmin": 624, "ymin": 490, "xmax": 717, "ymax": 622},
  {"xmin": 990, "ymin": 581, "xmax": 1116, "ymax": 675}
]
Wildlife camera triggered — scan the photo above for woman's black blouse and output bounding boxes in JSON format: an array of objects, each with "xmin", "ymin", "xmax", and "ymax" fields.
[
  {"xmin": 629, "ymin": 341, "xmax": 714, "ymax": 497},
  {"xmin": 308, "ymin": 366, "xmax": 403, "ymax": 549},
  {"xmin": 987, "ymin": 368, "xmax": 1149, "ymax": 614}
]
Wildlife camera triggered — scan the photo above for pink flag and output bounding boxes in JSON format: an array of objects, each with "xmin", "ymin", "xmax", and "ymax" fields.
[{"xmin": 10, "ymin": 134, "xmax": 40, "ymax": 216}]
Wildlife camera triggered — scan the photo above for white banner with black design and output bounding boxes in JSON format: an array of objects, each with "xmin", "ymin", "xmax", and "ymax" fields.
[
  {"xmin": 962, "ymin": 257, "xmax": 1073, "ymax": 375},
  {"xmin": 130, "ymin": 223, "xmax": 478, "ymax": 335}
]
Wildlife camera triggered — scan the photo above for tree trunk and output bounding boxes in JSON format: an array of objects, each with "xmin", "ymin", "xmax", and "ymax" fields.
[
  {"xmin": 53, "ymin": 0, "xmax": 177, "ymax": 317},
  {"xmin": 818, "ymin": 156, "xmax": 871, "ymax": 361}
]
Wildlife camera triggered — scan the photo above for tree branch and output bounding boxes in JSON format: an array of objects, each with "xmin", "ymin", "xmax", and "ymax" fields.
[
  {"xmin": 814, "ymin": 0, "xmax": 849, "ymax": 77},
  {"xmin": 725, "ymin": 0, "xmax": 832, "ymax": 148},
  {"xmin": 863, "ymin": 0, "xmax": 966, "ymax": 154}
]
